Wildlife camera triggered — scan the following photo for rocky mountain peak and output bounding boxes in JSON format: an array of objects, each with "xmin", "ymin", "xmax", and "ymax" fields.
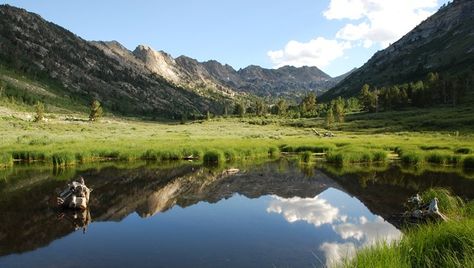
[{"xmin": 321, "ymin": 0, "xmax": 474, "ymax": 100}]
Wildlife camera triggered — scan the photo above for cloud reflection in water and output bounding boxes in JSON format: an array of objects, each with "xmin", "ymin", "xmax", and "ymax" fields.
[{"xmin": 267, "ymin": 188, "xmax": 401, "ymax": 266}]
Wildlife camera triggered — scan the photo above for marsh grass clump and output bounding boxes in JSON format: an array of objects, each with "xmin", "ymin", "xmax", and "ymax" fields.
[
  {"xmin": 425, "ymin": 151, "xmax": 461, "ymax": 166},
  {"xmin": 279, "ymin": 144, "xmax": 335, "ymax": 154},
  {"xmin": 203, "ymin": 150, "xmax": 225, "ymax": 165},
  {"xmin": 400, "ymin": 151, "xmax": 425, "ymax": 166},
  {"xmin": 419, "ymin": 145, "xmax": 451, "ymax": 151},
  {"xmin": 51, "ymin": 152, "xmax": 76, "ymax": 167},
  {"xmin": 455, "ymin": 147, "xmax": 472, "ymax": 154},
  {"xmin": 11, "ymin": 150, "xmax": 49, "ymax": 162},
  {"xmin": 223, "ymin": 149, "xmax": 237, "ymax": 162},
  {"xmin": 75, "ymin": 152, "xmax": 93, "ymax": 163},
  {"xmin": 268, "ymin": 146, "xmax": 280, "ymax": 158},
  {"xmin": 300, "ymin": 151, "xmax": 313, "ymax": 163},
  {"xmin": 463, "ymin": 156, "xmax": 474, "ymax": 170},
  {"xmin": 325, "ymin": 147, "xmax": 388, "ymax": 165},
  {"xmin": 0, "ymin": 153, "xmax": 13, "ymax": 167},
  {"xmin": 420, "ymin": 188, "xmax": 464, "ymax": 217}
]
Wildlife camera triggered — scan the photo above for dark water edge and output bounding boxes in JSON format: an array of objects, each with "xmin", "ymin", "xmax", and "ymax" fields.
[{"xmin": 0, "ymin": 159, "xmax": 473, "ymax": 267}]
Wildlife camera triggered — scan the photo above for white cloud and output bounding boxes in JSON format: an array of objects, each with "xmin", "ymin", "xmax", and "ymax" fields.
[
  {"xmin": 333, "ymin": 215, "xmax": 401, "ymax": 244},
  {"xmin": 267, "ymin": 37, "xmax": 351, "ymax": 69},
  {"xmin": 320, "ymin": 242, "xmax": 357, "ymax": 267},
  {"xmin": 267, "ymin": 195, "xmax": 346, "ymax": 227},
  {"xmin": 326, "ymin": 0, "xmax": 439, "ymax": 48},
  {"xmin": 323, "ymin": 0, "xmax": 367, "ymax": 20},
  {"xmin": 321, "ymin": 215, "xmax": 402, "ymax": 266}
]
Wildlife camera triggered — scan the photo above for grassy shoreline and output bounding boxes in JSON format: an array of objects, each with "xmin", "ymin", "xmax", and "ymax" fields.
[
  {"xmin": 342, "ymin": 188, "xmax": 474, "ymax": 268},
  {"xmin": 1, "ymin": 114, "xmax": 474, "ymax": 169}
]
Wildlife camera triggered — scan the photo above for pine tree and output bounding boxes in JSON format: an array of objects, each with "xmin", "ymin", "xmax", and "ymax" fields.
[
  {"xmin": 300, "ymin": 92, "xmax": 317, "ymax": 117},
  {"xmin": 326, "ymin": 106, "xmax": 334, "ymax": 129},
  {"xmin": 276, "ymin": 99, "xmax": 288, "ymax": 116},
  {"xmin": 33, "ymin": 101, "xmax": 45, "ymax": 122},
  {"xmin": 234, "ymin": 102, "xmax": 245, "ymax": 117},
  {"xmin": 334, "ymin": 97, "xmax": 345, "ymax": 123},
  {"xmin": 89, "ymin": 100, "xmax": 103, "ymax": 121},
  {"xmin": 255, "ymin": 99, "xmax": 266, "ymax": 116}
]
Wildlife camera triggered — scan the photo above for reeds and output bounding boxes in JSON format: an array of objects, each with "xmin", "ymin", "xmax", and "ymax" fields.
[{"xmin": 0, "ymin": 152, "xmax": 13, "ymax": 167}]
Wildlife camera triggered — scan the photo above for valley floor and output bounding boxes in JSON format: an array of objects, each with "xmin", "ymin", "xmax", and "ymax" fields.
[
  {"xmin": 1, "ymin": 106, "xmax": 473, "ymax": 171},
  {"xmin": 2, "ymin": 105, "xmax": 474, "ymax": 268}
]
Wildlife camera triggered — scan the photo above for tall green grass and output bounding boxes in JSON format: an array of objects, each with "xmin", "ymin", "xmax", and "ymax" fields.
[
  {"xmin": 464, "ymin": 156, "xmax": 474, "ymax": 170},
  {"xmin": 51, "ymin": 152, "xmax": 76, "ymax": 167},
  {"xmin": 325, "ymin": 147, "xmax": 388, "ymax": 165},
  {"xmin": 280, "ymin": 144, "xmax": 336, "ymax": 153},
  {"xmin": 343, "ymin": 188, "xmax": 474, "ymax": 268},
  {"xmin": 425, "ymin": 151, "xmax": 461, "ymax": 166},
  {"xmin": 0, "ymin": 152, "xmax": 13, "ymax": 167},
  {"xmin": 300, "ymin": 151, "xmax": 313, "ymax": 163},
  {"xmin": 345, "ymin": 220, "xmax": 474, "ymax": 268},
  {"xmin": 420, "ymin": 188, "xmax": 465, "ymax": 217},
  {"xmin": 203, "ymin": 150, "xmax": 225, "ymax": 165}
]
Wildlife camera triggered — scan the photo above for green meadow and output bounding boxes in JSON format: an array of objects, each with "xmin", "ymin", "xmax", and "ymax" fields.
[{"xmin": 1, "ymin": 107, "xmax": 474, "ymax": 170}]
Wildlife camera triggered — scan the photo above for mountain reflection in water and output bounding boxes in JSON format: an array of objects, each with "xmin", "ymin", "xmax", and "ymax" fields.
[{"xmin": 1, "ymin": 160, "xmax": 474, "ymax": 267}]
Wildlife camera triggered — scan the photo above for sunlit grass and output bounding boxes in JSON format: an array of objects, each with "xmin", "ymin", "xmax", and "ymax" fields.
[
  {"xmin": 342, "ymin": 188, "xmax": 474, "ymax": 268},
  {"xmin": 1, "ymin": 112, "xmax": 473, "ymax": 168}
]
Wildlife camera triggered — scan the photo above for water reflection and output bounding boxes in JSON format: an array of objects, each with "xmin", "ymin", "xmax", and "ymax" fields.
[
  {"xmin": 0, "ymin": 160, "xmax": 473, "ymax": 267},
  {"xmin": 267, "ymin": 188, "xmax": 401, "ymax": 266},
  {"xmin": 267, "ymin": 195, "xmax": 345, "ymax": 227}
]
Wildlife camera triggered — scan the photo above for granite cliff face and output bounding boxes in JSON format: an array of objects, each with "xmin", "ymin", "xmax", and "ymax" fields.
[
  {"xmin": 123, "ymin": 44, "xmax": 338, "ymax": 98},
  {"xmin": 321, "ymin": 0, "xmax": 474, "ymax": 100}
]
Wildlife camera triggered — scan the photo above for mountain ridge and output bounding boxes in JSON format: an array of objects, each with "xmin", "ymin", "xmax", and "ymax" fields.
[{"xmin": 321, "ymin": 0, "xmax": 474, "ymax": 101}]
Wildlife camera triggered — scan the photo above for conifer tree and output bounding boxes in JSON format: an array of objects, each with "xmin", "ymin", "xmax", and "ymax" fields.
[
  {"xmin": 34, "ymin": 101, "xmax": 45, "ymax": 122},
  {"xmin": 89, "ymin": 100, "xmax": 103, "ymax": 121}
]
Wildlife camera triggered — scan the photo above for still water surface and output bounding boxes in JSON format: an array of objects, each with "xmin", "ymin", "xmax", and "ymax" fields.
[{"xmin": 0, "ymin": 160, "xmax": 473, "ymax": 267}]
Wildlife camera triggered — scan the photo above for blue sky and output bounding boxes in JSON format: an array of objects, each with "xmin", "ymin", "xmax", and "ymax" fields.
[{"xmin": 1, "ymin": 0, "xmax": 449, "ymax": 76}]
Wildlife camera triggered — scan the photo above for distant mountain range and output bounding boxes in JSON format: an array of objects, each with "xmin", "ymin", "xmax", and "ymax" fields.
[
  {"xmin": 1, "ymin": 0, "xmax": 472, "ymax": 117},
  {"xmin": 0, "ymin": 4, "xmax": 346, "ymax": 117},
  {"xmin": 118, "ymin": 42, "xmax": 347, "ymax": 98},
  {"xmin": 321, "ymin": 0, "xmax": 474, "ymax": 101}
]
